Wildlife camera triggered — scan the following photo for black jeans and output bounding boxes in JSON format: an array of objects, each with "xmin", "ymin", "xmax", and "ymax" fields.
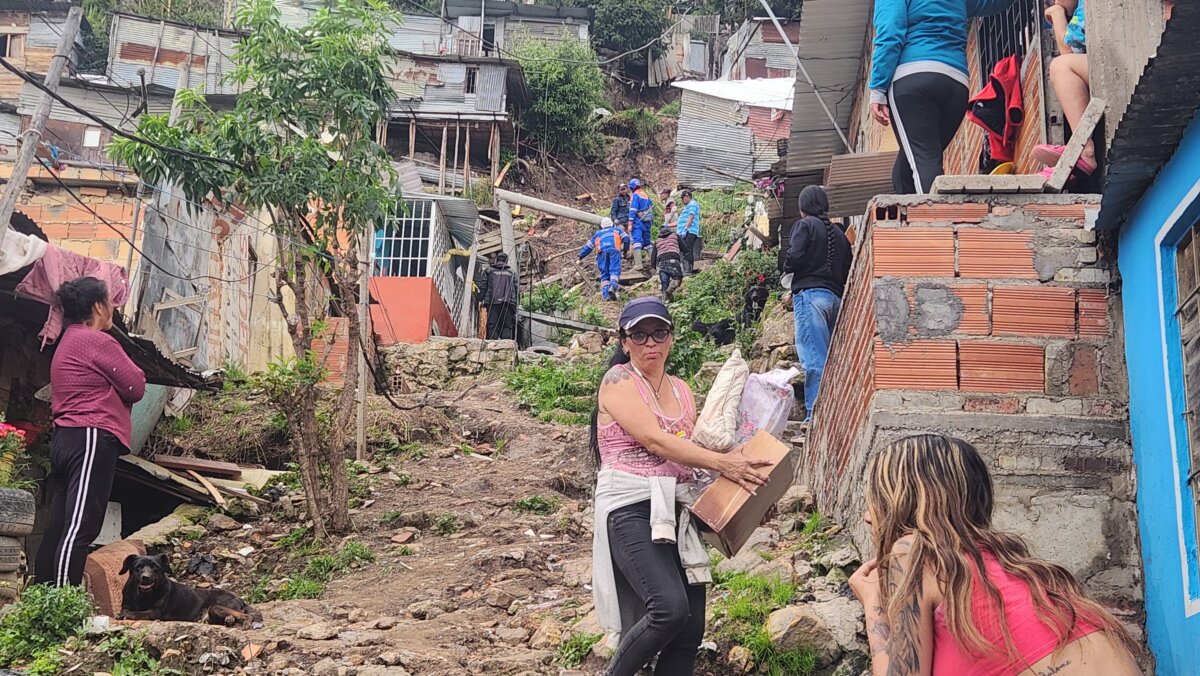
[
  {"xmin": 35, "ymin": 427, "xmax": 124, "ymax": 586},
  {"xmin": 888, "ymin": 71, "xmax": 969, "ymax": 194},
  {"xmin": 606, "ymin": 501, "xmax": 707, "ymax": 676},
  {"xmin": 681, "ymin": 234, "xmax": 698, "ymax": 271}
]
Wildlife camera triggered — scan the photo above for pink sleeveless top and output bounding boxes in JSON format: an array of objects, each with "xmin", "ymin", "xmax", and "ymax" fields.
[
  {"xmin": 597, "ymin": 364, "xmax": 696, "ymax": 482},
  {"xmin": 932, "ymin": 551, "xmax": 1101, "ymax": 676}
]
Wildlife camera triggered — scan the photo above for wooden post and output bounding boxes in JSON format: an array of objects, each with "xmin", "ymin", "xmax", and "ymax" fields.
[
  {"xmin": 408, "ymin": 121, "xmax": 416, "ymax": 159},
  {"xmin": 490, "ymin": 122, "xmax": 500, "ymax": 187},
  {"xmin": 0, "ymin": 6, "xmax": 82, "ymax": 248},
  {"xmin": 463, "ymin": 123, "xmax": 471, "ymax": 194},
  {"xmin": 438, "ymin": 123, "xmax": 448, "ymax": 194},
  {"xmin": 497, "ymin": 198, "xmax": 517, "ymax": 281},
  {"xmin": 355, "ymin": 228, "xmax": 371, "ymax": 462},
  {"xmin": 452, "ymin": 122, "xmax": 461, "ymax": 194},
  {"xmin": 457, "ymin": 234, "xmax": 479, "ymax": 337}
]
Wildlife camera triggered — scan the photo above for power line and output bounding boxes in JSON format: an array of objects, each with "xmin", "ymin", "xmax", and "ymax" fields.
[{"xmin": 0, "ymin": 56, "xmax": 242, "ymax": 171}]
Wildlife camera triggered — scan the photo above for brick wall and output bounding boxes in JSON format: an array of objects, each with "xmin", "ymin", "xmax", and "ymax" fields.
[
  {"xmin": 803, "ymin": 193, "xmax": 1144, "ymax": 632},
  {"xmin": 312, "ymin": 316, "xmax": 351, "ymax": 385},
  {"xmin": 18, "ymin": 190, "xmax": 139, "ymax": 267}
]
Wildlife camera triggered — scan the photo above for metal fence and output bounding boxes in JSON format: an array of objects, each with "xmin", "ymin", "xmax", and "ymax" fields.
[
  {"xmin": 977, "ymin": 0, "xmax": 1042, "ymax": 78},
  {"xmin": 375, "ymin": 200, "xmax": 435, "ymax": 278}
]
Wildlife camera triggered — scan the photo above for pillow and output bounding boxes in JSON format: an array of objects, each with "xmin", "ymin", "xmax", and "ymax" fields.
[{"xmin": 691, "ymin": 349, "xmax": 750, "ymax": 452}]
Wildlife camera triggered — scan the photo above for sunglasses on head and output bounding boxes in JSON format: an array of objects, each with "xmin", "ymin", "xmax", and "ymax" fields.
[{"xmin": 626, "ymin": 328, "xmax": 672, "ymax": 345}]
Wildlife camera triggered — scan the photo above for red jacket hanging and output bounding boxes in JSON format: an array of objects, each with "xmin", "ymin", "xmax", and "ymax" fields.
[{"xmin": 967, "ymin": 54, "xmax": 1025, "ymax": 163}]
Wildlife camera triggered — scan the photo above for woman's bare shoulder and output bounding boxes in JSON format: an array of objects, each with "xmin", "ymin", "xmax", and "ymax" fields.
[{"xmin": 601, "ymin": 364, "xmax": 633, "ymax": 387}]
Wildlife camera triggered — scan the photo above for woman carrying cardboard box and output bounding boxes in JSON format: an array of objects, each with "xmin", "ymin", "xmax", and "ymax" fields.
[{"xmin": 588, "ymin": 296, "xmax": 773, "ymax": 676}]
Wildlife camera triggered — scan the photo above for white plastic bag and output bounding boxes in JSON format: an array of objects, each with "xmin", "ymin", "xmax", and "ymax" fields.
[
  {"xmin": 691, "ymin": 349, "xmax": 750, "ymax": 452},
  {"xmin": 735, "ymin": 367, "xmax": 800, "ymax": 442}
]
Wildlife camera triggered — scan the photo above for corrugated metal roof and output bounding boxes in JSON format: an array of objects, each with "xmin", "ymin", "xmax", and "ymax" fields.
[
  {"xmin": 1098, "ymin": 1, "xmax": 1200, "ymax": 230},
  {"xmin": 421, "ymin": 194, "xmax": 479, "ymax": 248},
  {"xmin": 672, "ymin": 78, "xmax": 793, "ymax": 110},
  {"xmin": 393, "ymin": 160, "xmax": 426, "ymax": 196},
  {"xmin": 389, "ymin": 15, "xmax": 445, "ymax": 54},
  {"xmin": 759, "ymin": 20, "xmax": 801, "ymax": 44},
  {"xmin": 825, "ymin": 151, "xmax": 898, "ymax": 218},
  {"xmin": 785, "ymin": 0, "xmax": 867, "ymax": 186},
  {"xmin": 445, "ymin": 0, "xmax": 592, "ymax": 22},
  {"xmin": 19, "ymin": 80, "xmax": 171, "ymax": 128},
  {"xmin": 0, "ymin": 112, "xmax": 20, "ymax": 149},
  {"xmin": 677, "ymin": 116, "xmax": 753, "ymax": 154}
]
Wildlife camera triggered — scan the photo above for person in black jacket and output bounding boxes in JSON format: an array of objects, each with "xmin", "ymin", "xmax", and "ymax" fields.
[
  {"xmin": 784, "ymin": 185, "xmax": 852, "ymax": 422},
  {"xmin": 478, "ymin": 253, "xmax": 519, "ymax": 340}
]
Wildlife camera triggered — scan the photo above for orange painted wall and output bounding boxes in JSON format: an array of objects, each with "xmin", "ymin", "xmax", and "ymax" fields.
[{"xmin": 369, "ymin": 277, "xmax": 458, "ymax": 345}]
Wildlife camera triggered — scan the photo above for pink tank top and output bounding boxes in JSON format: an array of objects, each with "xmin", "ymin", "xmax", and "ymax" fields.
[
  {"xmin": 932, "ymin": 551, "xmax": 1101, "ymax": 676},
  {"xmin": 597, "ymin": 364, "xmax": 696, "ymax": 482}
]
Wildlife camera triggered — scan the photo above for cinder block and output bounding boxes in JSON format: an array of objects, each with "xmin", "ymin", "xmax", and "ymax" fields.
[
  {"xmin": 951, "ymin": 285, "xmax": 990, "ymax": 335},
  {"xmin": 84, "ymin": 540, "xmax": 145, "ymax": 617},
  {"xmin": 905, "ymin": 203, "xmax": 989, "ymax": 223},
  {"xmin": 873, "ymin": 339, "xmax": 958, "ymax": 390},
  {"xmin": 1026, "ymin": 397, "xmax": 1086, "ymax": 416},
  {"xmin": 1054, "ymin": 268, "xmax": 1111, "ymax": 284}
]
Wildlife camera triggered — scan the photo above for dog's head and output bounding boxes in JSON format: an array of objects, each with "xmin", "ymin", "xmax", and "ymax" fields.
[{"xmin": 120, "ymin": 554, "xmax": 172, "ymax": 594}]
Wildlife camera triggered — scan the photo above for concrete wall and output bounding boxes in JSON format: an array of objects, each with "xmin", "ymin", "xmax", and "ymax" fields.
[
  {"xmin": 805, "ymin": 193, "xmax": 1144, "ymax": 634},
  {"xmin": 1085, "ymin": 0, "xmax": 1169, "ymax": 148},
  {"xmin": 370, "ymin": 276, "xmax": 457, "ymax": 345},
  {"xmin": 1117, "ymin": 113, "xmax": 1200, "ymax": 675}
]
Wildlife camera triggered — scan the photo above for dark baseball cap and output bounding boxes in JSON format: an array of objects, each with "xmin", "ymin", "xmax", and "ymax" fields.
[{"xmin": 619, "ymin": 297, "xmax": 674, "ymax": 331}]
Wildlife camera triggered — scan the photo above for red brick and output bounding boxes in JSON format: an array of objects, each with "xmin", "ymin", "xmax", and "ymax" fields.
[
  {"xmin": 1025, "ymin": 204, "xmax": 1091, "ymax": 221},
  {"xmin": 95, "ymin": 221, "xmax": 132, "ymax": 239},
  {"xmin": 1077, "ymin": 288, "xmax": 1108, "ymax": 338},
  {"xmin": 40, "ymin": 223, "xmax": 68, "ymax": 239},
  {"xmin": 991, "ymin": 286, "xmax": 1076, "ymax": 337},
  {"xmin": 88, "ymin": 240, "xmax": 120, "ymax": 261},
  {"xmin": 66, "ymin": 223, "xmax": 96, "ymax": 239},
  {"xmin": 959, "ymin": 341, "xmax": 1045, "ymax": 393},
  {"xmin": 84, "ymin": 540, "xmax": 146, "ymax": 617},
  {"xmin": 1068, "ymin": 344, "xmax": 1099, "ymax": 396},
  {"xmin": 78, "ymin": 186, "xmax": 109, "ymax": 197},
  {"xmin": 957, "ymin": 229, "xmax": 1038, "ymax": 279},
  {"xmin": 951, "ymin": 284, "xmax": 990, "ymax": 334},
  {"xmin": 94, "ymin": 203, "xmax": 131, "ymax": 222},
  {"xmin": 873, "ymin": 227, "xmax": 956, "ymax": 277},
  {"xmin": 874, "ymin": 339, "xmax": 958, "ymax": 390},
  {"xmin": 963, "ymin": 397, "xmax": 1021, "ymax": 414},
  {"xmin": 905, "ymin": 203, "xmax": 989, "ymax": 223}
]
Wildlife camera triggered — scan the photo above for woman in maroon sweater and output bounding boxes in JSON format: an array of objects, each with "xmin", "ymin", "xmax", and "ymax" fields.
[{"xmin": 34, "ymin": 276, "xmax": 145, "ymax": 586}]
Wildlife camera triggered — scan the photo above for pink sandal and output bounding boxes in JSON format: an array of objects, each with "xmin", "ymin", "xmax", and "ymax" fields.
[{"xmin": 1033, "ymin": 143, "xmax": 1096, "ymax": 175}]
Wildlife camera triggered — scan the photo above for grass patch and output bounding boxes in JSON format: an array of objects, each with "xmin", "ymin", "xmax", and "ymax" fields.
[
  {"xmin": 503, "ymin": 357, "xmax": 604, "ymax": 426},
  {"xmin": 601, "ymin": 107, "xmax": 663, "ymax": 144},
  {"xmin": 100, "ymin": 632, "xmax": 181, "ymax": 676},
  {"xmin": 578, "ymin": 304, "xmax": 609, "ymax": 328},
  {"xmin": 396, "ymin": 545, "xmax": 415, "ymax": 556},
  {"xmin": 555, "ymin": 632, "xmax": 602, "ymax": 668},
  {"xmin": 166, "ymin": 415, "xmax": 194, "ymax": 435},
  {"xmin": 513, "ymin": 495, "xmax": 561, "ymax": 516},
  {"xmin": 256, "ymin": 540, "xmax": 375, "ymax": 602},
  {"xmin": 394, "ymin": 472, "xmax": 414, "ymax": 487},
  {"xmin": 709, "ymin": 572, "xmax": 817, "ymax": 676},
  {"xmin": 659, "ymin": 98, "xmax": 681, "ymax": 117},
  {"xmin": 0, "ymin": 584, "xmax": 92, "ymax": 670},
  {"xmin": 528, "ymin": 283, "xmax": 582, "ymax": 315},
  {"xmin": 432, "ymin": 513, "xmax": 461, "ymax": 536}
]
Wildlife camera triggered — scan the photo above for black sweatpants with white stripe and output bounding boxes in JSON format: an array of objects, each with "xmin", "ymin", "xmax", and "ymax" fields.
[
  {"xmin": 35, "ymin": 427, "xmax": 124, "ymax": 586},
  {"xmin": 889, "ymin": 72, "xmax": 969, "ymax": 195}
]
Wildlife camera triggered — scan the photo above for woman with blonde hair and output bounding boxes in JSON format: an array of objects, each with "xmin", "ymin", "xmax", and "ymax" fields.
[{"xmin": 849, "ymin": 434, "xmax": 1141, "ymax": 675}]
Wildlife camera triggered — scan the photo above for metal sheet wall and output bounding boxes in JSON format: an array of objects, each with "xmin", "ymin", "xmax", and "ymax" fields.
[
  {"xmin": 475, "ymin": 64, "xmax": 506, "ymax": 111},
  {"xmin": 389, "ymin": 15, "xmax": 445, "ymax": 54},
  {"xmin": 747, "ymin": 106, "xmax": 792, "ymax": 141},
  {"xmin": 680, "ymin": 90, "xmax": 747, "ymax": 127},
  {"xmin": 0, "ymin": 112, "xmax": 19, "ymax": 151},
  {"xmin": 675, "ymin": 146, "xmax": 752, "ymax": 189},
  {"xmin": 108, "ymin": 14, "xmax": 242, "ymax": 96},
  {"xmin": 19, "ymin": 81, "xmax": 171, "ymax": 129}
]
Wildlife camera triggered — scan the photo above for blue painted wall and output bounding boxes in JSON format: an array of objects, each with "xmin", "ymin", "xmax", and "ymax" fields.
[{"xmin": 1118, "ymin": 113, "xmax": 1200, "ymax": 674}]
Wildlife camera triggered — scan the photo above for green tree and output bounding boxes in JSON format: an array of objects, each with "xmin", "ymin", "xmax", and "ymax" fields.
[
  {"xmin": 109, "ymin": 0, "xmax": 400, "ymax": 538},
  {"xmin": 511, "ymin": 37, "xmax": 606, "ymax": 157},
  {"xmin": 592, "ymin": 0, "xmax": 670, "ymax": 59}
]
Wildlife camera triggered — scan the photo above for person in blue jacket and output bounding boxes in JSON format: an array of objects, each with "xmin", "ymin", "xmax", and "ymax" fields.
[
  {"xmin": 870, "ymin": 0, "xmax": 1016, "ymax": 194},
  {"xmin": 577, "ymin": 217, "xmax": 625, "ymax": 301},
  {"xmin": 627, "ymin": 178, "xmax": 654, "ymax": 269}
]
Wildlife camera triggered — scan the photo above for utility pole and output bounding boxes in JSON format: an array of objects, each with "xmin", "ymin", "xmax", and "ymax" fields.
[
  {"xmin": 0, "ymin": 6, "xmax": 82, "ymax": 252},
  {"xmin": 356, "ymin": 225, "xmax": 373, "ymax": 462}
]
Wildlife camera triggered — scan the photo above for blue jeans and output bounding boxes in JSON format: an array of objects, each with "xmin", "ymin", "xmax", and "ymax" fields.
[{"xmin": 793, "ymin": 288, "xmax": 841, "ymax": 421}]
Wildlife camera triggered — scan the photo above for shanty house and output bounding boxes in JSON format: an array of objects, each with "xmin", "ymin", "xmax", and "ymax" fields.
[
  {"xmin": 671, "ymin": 78, "xmax": 793, "ymax": 189},
  {"xmin": 721, "ymin": 18, "xmax": 800, "ymax": 81},
  {"xmin": 0, "ymin": 2, "xmax": 89, "ymax": 102},
  {"xmin": 443, "ymin": 0, "xmax": 590, "ymax": 58},
  {"xmin": 105, "ymin": 13, "xmax": 243, "ymax": 96},
  {"xmin": 646, "ymin": 15, "xmax": 719, "ymax": 87}
]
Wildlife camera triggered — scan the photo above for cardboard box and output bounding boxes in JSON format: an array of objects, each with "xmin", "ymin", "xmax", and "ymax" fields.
[{"xmin": 688, "ymin": 430, "xmax": 794, "ymax": 557}]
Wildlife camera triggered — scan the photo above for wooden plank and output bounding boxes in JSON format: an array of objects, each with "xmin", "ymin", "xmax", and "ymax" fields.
[
  {"xmin": 519, "ymin": 308, "xmax": 613, "ymax": 334},
  {"xmin": 1046, "ymin": 97, "xmax": 1105, "ymax": 193},
  {"xmin": 152, "ymin": 294, "xmax": 206, "ymax": 313},
  {"xmin": 186, "ymin": 469, "xmax": 227, "ymax": 506},
  {"xmin": 152, "ymin": 455, "xmax": 243, "ymax": 479}
]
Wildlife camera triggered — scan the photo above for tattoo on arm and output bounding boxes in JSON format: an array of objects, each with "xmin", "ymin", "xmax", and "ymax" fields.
[
  {"xmin": 602, "ymin": 367, "xmax": 630, "ymax": 385},
  {"xmin": 868, "ymin": 607, "xmax": 891, "ymax": 657},
  {"xmin": 885, "ymin": 540, "xmax": 923, "ymax": 676}
]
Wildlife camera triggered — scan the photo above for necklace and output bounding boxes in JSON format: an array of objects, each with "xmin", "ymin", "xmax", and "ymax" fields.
[{"xmin": 630, "ymin": 363, "xmax": 678, "ymax": 407}]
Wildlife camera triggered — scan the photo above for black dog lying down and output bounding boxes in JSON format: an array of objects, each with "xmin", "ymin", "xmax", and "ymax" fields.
[
  {"xmin": 119, "ymin": 554, "xmax": 263, "ymax": 627},
  {"xmin": 691, "ymin": 318, "xmax": 737, "ymax": 346}
]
